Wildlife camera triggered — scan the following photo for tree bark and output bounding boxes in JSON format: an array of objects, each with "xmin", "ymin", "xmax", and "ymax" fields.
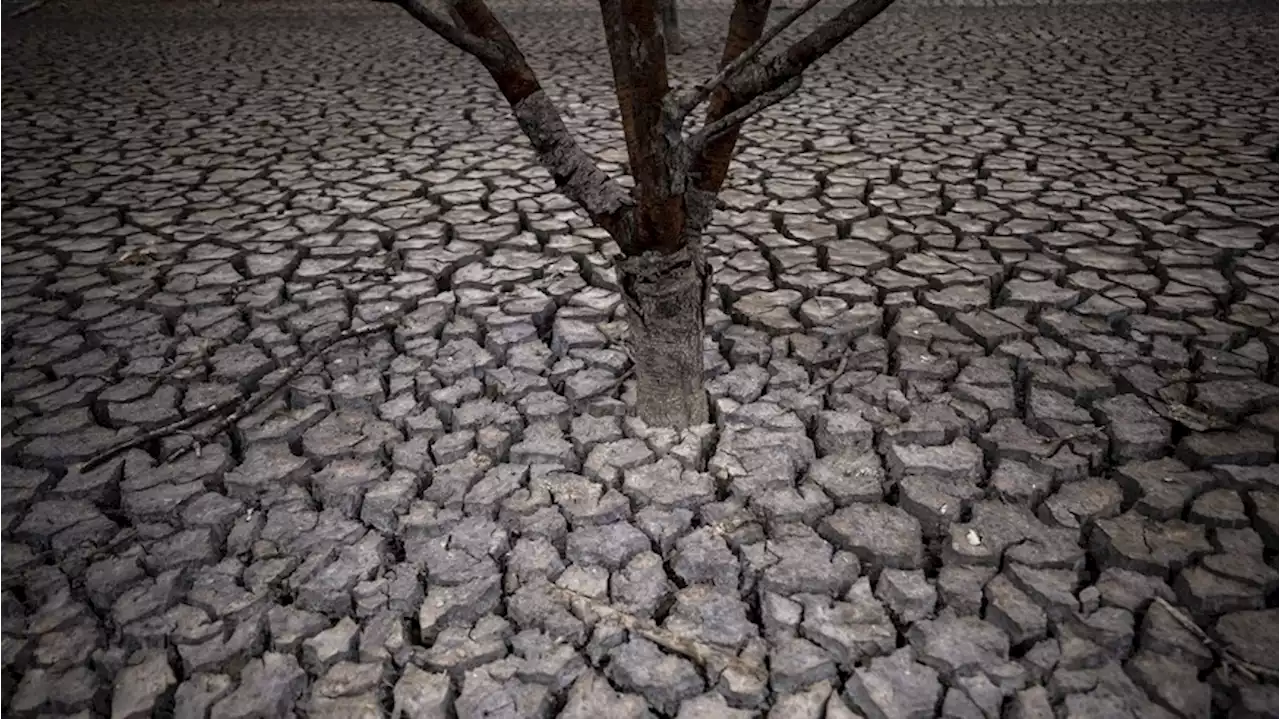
[
  {"xmin": 618, "ymin": 244, "xmax": 709, "ymax": 426},
  {"xmin": 391, "ymin": 0, "xmax": 899, "ymax": 429},
  {"xmin": 599, "ymin": 0, "xmax": 684, "ymax": 254},
  {"xmin": 599, "ymin": 0, "xmax": 707, "ymax": 427},
  {"xmin": 689, "ymin": 0, "xmax": 772, "ymax": 195},
  {"xmin": 398, "ymin": 0, "xmax": 638, "ymax": 251}
]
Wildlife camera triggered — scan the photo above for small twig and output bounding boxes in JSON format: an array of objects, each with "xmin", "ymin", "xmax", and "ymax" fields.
[
  {"xmin": 1151, "ymin": 596, "xmax": 1277, "ymax": 682},
  {"xmin": 687, "ymin": 76, "xmax": 803, "ymax": 155},
  {"xmin": 82, "ymin": 321, "xmax": 394, "ymax": 471},
  {"xmin": 22, "ymin": 525, "xmax": 141, "ymax": 569},
  {"xmin": 605, "ymin": 367, "xmax": 636, "ymax": 397},
  {"xmin": 549, "ymin": 585, "xmax": 767, "ymax": 681},
  {"xmin": 161, "ymin": 336, "xmax": 216, "ymax": 376},
  {"xmin": 707, "ymin": 514, "xmax": 755, "ymax": 540},
  {"xmin": 1041, "ymin": 427, "xmax": 1106, "ymax": 456},
  {"xmin": 164, "ymin": 320, "xmax": 396, "ymax": 462},
  {"xmin": 11, "ymin": 0, "xmax": 47, "ymax": 17},
  {"xmin": 80, "ymin": 401, "xmax": 234, "ymax": 473},
  {"xmin": 671, "ymin": 0, "xmax": 824, "ymax": 120},
  {"xmin": 806, "ymin": 354, "xmax": 849, "ymax": 397},
  {"xmin": 1159, "ymin": 395, "xmax": 1232, "ymax": 432}
]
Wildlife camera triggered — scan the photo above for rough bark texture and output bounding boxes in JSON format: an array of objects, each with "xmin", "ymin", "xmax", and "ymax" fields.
[
  {"xmin": 599, "ymin": 0, "xmax": 707, "ymax": 428},
  {"xmin": 599, "ymin": 0, "xmax": 685, "ymax": 254},
  {"xmin": 392, "ymin": 0, "xmax": 900, "ymax": 428},
  {"xmin": 618, "ymin": 245, "xmax": 709, "ymax": 426},
  {"xmin": 689, "ymin": 0, "xmax": 772, "ymax": 195},
  {"xmin": 512, "ymin": 90, "xmax": 636, "ymax": 250},
  {"xmin": 441, "ymin": 0, "xmax": 638, "ymax": 251}
]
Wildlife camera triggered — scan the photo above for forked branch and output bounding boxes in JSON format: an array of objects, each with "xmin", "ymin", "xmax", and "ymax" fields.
[
  {"xmin": 395, "ymin": 0, "xmax": 896, "ymax": 256},
  {"xmin": 687, "ymin": 75, "xmax": 801, "ymax": 155},
  {"xmin": 686, "ymin": 0, "xmax": 895, "ymax": 197},
  {"xmin": 684, "ymin": 0, "xmax": 773, "ymax": 196},
  {"xmin": 81, "ymin": 321, "xmax": 395, "ymax": 472},
  {"xmin": 671, "ymin": 0, "xmax": 823, "ymax": 120},
  {"xmin": 726, "ymin": 0, "xmax": 896, "ymax": 99},
  {"xmin": 396, "ymin": 0, "xmax": 638, "ymax": 252}
]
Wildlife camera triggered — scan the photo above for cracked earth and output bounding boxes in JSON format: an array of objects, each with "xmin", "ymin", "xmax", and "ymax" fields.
[{"xmin": 2, "ymin": 0, "xmax": 1278, "ymax": 717}]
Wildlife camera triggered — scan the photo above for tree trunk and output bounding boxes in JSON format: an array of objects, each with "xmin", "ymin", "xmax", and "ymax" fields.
[
  {"xmin": 618, "ymin": 244, "xmax": 708, "ymax": 427},
  {"xmin": 661, "ymin": 0, "xmax": 685, "ymax": 55},
  {"xmin": 392, "ymin": 0, "xmax": 901, "ymax": 428}
]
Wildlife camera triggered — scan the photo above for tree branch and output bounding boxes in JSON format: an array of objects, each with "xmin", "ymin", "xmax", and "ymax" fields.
[
  {"xmin": 727, "ymin": 0, "xmax": 896, "ymax": 99},
  {"xmin": 550, "ymin": 584, "xmax": 767, "ymax": 682},
  {"xmin": 80, "ymin": 321, "xmax": 395, "ymax": 472},
  {"xmin": 685, "ymin": 0, "xmax": 894, "ymax": 199},
  {"xmin": 671, "ymin": 0, "xmax": 822, "ymax": 120},
  {"xmin": 393, "ymin": 0, "xmax": 503, "ymax": 62},
  {"xmin": 598, "ymin": 0, "xmax": 686, "ymax": 254},
  {"xmin": 660, "ymin": 0, "xmax": 685, "ymax": 55},
  {"xmin": 687, "ymin": 75, "xmax": 801, "ymax": 156},
  {"xmin": 511, "ymin": 90, "xmax": 637, "ymax": 253},
  {"xmin": 685, "ymin": 0, "xmax": 772, "ymax": 196},
  {"xmin": 395, "ymin": 0, "xmax": 637, "ymax": 252}
]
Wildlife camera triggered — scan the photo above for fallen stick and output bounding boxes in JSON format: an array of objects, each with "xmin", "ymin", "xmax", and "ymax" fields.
[
  {"xmin": 81, "ymin": 320, "xmax": 394, "ymax": 471},
  {"xmin": 549, "ymin": 585, "xmax": 767, "ymax": 682},
  {"xmin": 806, "ymin": 353, "xmax": 848, "ymax": 397},
  {"xmin": 604, "ymin": 366, "xmax": 635, "ymax": 398},
  {"xmin": 1151, "ymin": 596, "xmax": 1277, "ymax": 682},
  {"xmin": 11, "ymin": 0, "xmax": 46, "ymax": 17},
  {"xmin": 1042, "ymin": 427, "xmax": 1107, "ymax": 456}
]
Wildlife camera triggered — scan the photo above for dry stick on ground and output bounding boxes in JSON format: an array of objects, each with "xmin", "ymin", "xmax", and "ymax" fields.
[
  {"xmin": 160, "ymin": 336, "xmax": 215, "ymax": 376},
  {"xmin": 549, "ymin": 585, "xmax": 768, "ymax": 682},
  {"xmin": 1150, "ymin": 596, "xmax": 1278, "ymax": 682},
  {"xmin": 605, "ymin": 366, "xmax": 636, "ymax": 397},
  {"xmin": 1040, "ymin": 427, "xmax": 1107, "ymax": 456},
  {"xmin": 11, "ymin": 0, "xmax": 47, "ymax": 17},
  {"xmin": 80, "ymin": 320, "xmax": 395, "ymax": 471},
  {"xmin": 806, "ymin": 353, "xmax": 849, "ymax": 397}
]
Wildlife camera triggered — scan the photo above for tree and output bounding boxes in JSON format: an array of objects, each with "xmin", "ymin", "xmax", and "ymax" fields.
[{"xmin": 393, "ymin": 0, "xmax": 897, "ymax": 428}]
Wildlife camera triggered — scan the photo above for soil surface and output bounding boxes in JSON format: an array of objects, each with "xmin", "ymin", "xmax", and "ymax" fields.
[{"xmin": 1, "ymin": 1, "xmax": 1277, "ymax": 717}]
